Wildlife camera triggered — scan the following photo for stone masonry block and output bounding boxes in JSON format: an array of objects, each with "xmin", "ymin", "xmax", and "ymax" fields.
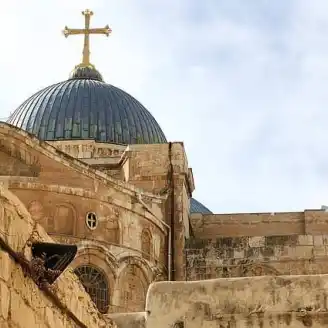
[
  {"xmin": 44, "ymin": 307, "xmax": 55, "ymax": 328},
  {"xmin": 0, "ymin": 280, "xmax": 10, "ymax": 320},
  {"xmin": 294, "ymin": 246, "xmax": 313, "ymax": 258},
  {"xmin": 233, "ymin": 249, "xmax": 245, "ymax": 259},
  {"xmin": 248, "ymin": 236, "xmax": 265, "ymax": 248},
  {"xmin": 0, "ymin": 251, "xmax": 11, "ymax": 282},
  {"xmin": 298, "ymin": 235, "xmax": 313, "ymax": 245},
  {"xmin": 10, "ymin": 289, "xmax": 37, "ymax": 327},
  {"xmin": 313, "ymin": 246, "xmax": 326, "ymax": 257},
  {"xmin": 322, "ymin": 235, "xmax": 328, "ymax": 245},
  {"xmin": 0, "ymin": 188, "xmax": 33, "ymax": 252},
  {"xmin": 313, "ymin": 235, "xmax": 323, "ymax": 246},
  {"xmin": 0, "ymin": 320, "xmax": 10, "ymax": 328},
  {"xmin": 273, "ymin": 245, "xmax": 283, "ymax": 258}
]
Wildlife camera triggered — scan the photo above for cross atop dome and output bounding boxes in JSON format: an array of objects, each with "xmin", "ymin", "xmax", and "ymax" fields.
[
  {"xmin": 63, "ymin": 9, "xmax": 112, "ymax": 69},
  {"xmin": 7, "ymin": 9, "xmax": 167, "ymax": 146}
]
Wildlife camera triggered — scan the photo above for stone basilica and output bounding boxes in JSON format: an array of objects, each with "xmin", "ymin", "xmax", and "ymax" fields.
[
  {"xmin": 1, "ymin": 8, "xmax": 206, "ymax": 315},
  {"xmin": 2, "ymin": 9, "xmax": 328, "ymax": 328}
]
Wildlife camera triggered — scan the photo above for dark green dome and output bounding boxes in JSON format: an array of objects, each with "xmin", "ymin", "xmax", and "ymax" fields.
[
  {"xmin": 190, "ymin": 198, "xmax": 212, "ymax": 214},
  {"xmin": 7, "ymin": 67, "xmax": 167, "ymax": 145}
]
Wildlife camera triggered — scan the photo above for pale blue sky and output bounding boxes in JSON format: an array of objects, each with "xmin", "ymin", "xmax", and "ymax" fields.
[{"xmin": 1, "ymin": 0, "xmax": 328, "ymax": 213}]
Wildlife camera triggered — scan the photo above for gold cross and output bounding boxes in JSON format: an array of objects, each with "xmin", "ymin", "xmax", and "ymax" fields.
[{"xmin": 63, "ymin": 9, "xmax": 112, "ymax": 68}]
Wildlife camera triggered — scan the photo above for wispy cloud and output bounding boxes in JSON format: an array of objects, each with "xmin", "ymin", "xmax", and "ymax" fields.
[{"xmin": 1, "ymin": 0, "xmax": 328, "ymax": 213}]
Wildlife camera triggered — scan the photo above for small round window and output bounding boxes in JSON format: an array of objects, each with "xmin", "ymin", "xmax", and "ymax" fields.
[{"xmin": 86, "ymin": 212, "xmax": 98, "ymax": 230}]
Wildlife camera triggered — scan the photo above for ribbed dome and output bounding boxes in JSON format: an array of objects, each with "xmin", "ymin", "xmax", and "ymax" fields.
[
  {"xmin": 190, "ymin": 198, "xmax": 212, "ymax": 214},
  {"xmin": 7, "ymin": 69, "xmax": 166, "ymax": 145}
]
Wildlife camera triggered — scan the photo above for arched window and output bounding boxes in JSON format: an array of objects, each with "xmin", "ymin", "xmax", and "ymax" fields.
[
  {"xmin": 119, "ymin": 264, "xmax": 147, "ymax": 312},
  {"xmin": 54, "ymin": 204, "xmax": 75, "ymax": 234},
  {"xmin": 74, "ymin": 265, "xmax": 109, "ymax": 314},
  {"xmin": 141, "ymin": 229, "xmax": 152, "ymax": 261}
]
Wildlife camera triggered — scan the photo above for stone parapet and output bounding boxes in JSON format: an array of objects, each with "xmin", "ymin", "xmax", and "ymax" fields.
[
  {"xmin": 146, "ymin": 275, "xmax": 328, "ymax": 327},
  {"xmin": 191, "ymin": 209, "xmax": 328, "ymax": 239}
]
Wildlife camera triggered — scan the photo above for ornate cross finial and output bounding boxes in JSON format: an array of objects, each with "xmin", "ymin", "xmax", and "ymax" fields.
[{"xmin": 63, "ymin": 9, "xmax": 112, "ymax": 68}]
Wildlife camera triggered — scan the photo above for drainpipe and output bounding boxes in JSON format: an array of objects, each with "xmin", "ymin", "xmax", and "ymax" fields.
[
  {"xmin": 167, "ymin": 142, "xmax": 175, "ymax": 281},
  {"xmin": 136, "ymin": 194, "xmax": 172, "ymax": 281}
]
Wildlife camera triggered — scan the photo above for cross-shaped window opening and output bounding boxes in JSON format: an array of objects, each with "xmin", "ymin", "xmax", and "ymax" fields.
[{"xmin": 86, "ymin": 212, "xmax": 98, "ymax": 230}]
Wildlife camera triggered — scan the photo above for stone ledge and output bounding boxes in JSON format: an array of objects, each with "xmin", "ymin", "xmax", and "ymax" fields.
[
  {"xmin": 4, "ymin": 179, "xmax": 167, "ymax": 234},
  {"xmin": 0, "ymin": 123, "xmax": 166, "ymax": 202},
  {"xmin": 146, "ymin": 275, "xmax": 328, "ymax": 327}
]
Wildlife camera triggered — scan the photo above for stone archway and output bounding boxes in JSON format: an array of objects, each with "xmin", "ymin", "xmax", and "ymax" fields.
[
  {"xmin": 72, "ymin": 245, "xmax": 117, "ymax": 313},
  {"xmin": 117, "ymin": 263, "xmax": 149, "ymax": 312},
  {"xmin": 74, "ymin": 265, "xmax": 109, "ymax": 314}
]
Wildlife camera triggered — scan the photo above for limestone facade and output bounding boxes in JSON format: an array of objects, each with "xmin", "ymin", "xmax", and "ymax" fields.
[
  {"xmin": 0, "ymin": 122, "xmax": 193, "ymax": 314},
  {"xmin": 4, "ymin": 119, "xmax": 328, "ymax": 327},
  {"xmin": 187, "ymin": 210, "xmax": 328, "ymax": 281}
]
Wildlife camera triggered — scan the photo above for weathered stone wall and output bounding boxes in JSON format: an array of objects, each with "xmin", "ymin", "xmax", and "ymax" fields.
[
  {"xmin": 50, "ymin": 140, "xmax": 126, "ymax": 180},
  {"xmin": 0, "ymin": 124, "xmax": 170, "ymax": 313},
  {"xmin": 8, "ymin": 180, "xmax": 167, "ymax": 313},
  {"xmin": 1, "ymin": 124, "xmax": 196, "ymax": 285},
  {"xmin": 185, "ymin": 234, "xmax": 328, "ymax": 280},
  {"xmin": 11, "ymin": 184, "xmax": 165, "ymax": 261},
  {"xmin": 188, "ymin": 210, "xmax": 328, "ymax": 279},
  {"xmin": 50, "ymin": 140, "xmax": 125, "ymax": 161},
  {"xmin": 191, "ymin": 209, "xmax": 328, "ymax": 239},
  {"xmin": 146, "ymin": 276, "xmax": 328, "ymax": 327},
  {"xmin": 0, "ymin": 186, "xmax": 113, "ymax": 328},
  {"xmin": 108, "ymin": 312, "xmax": 146, "ymax": 328},
  {"xmin": 122, "ymin": 143, "xmax": 194, "ymax": 281}
]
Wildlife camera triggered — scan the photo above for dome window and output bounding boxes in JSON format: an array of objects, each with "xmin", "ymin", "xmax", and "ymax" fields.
[{"xmin": 86, "ymin": 212, "xmax": 98, "ymax": 230}]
